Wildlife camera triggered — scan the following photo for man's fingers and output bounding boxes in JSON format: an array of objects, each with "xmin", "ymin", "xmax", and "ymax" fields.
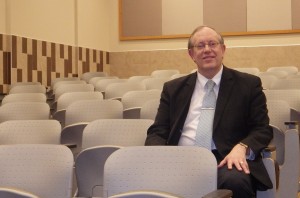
[
  {"xmin": 237, "ymin": 161, "xmax": 250, "ymax": 174},
  {"xmin": 218, "ymin": 157, "xmax": 250, "ymax": 174}
]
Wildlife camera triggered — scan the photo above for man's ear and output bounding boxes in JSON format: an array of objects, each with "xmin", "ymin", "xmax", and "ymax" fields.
[
  {"xmin": 222, "ymin": 44, "xmax": 226, "ymax": 53},
  {"xmin": 188, "ymin": 49, "xmax": 194, "ymax": 60}
]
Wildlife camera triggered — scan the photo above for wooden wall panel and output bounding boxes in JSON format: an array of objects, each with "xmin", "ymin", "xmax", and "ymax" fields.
[
  {"xmin": 162, "ymin": 0, "xmax": 203, "ymax": 35},
  {"xmin": 119, "ymin": 0, "xmax": 300, "ymax": 40},
  {"xmin": 292, "ymin": 0, "xmax": 300, "ymax": 29},
  {"xmin": 204, "ymin": 0, "xmax": 247, "ymax": 33},
  {"xmin": 247, "ymin": 0, "xmax": 292, "ymax": 31},
  {"xmin": 121, "ymin": 0, "xmax": 162, "ymax": 37}
]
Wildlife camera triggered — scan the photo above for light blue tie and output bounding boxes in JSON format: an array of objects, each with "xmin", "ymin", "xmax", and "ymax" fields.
[{"xmin": 195, "ymin": 80, "xmax": 216, "ymax": 149}]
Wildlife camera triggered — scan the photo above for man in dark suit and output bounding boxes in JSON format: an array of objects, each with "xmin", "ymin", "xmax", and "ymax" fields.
[{"xmin": 145, "ymin": 26, "xmax": 273, "ymax": 198}]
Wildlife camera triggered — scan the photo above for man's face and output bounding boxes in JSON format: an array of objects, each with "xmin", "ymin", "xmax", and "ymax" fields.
[{"xmin": 189, "ymin": 27, "xmax": 226, "ymax": 78}]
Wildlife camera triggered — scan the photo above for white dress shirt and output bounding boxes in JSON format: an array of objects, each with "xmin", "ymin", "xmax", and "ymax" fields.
[
  {"xmin": 178, "ymin": 66, "xmax": 222, "ymax": 147},
  {"xmin": 178, "ymin": 66, "xmax": 255, "ymax": 160}
]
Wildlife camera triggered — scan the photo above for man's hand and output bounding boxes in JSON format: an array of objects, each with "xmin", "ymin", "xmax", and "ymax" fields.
[{"xmin": 217, "ymin": 144, "xmax": 250, "ymax": 174}]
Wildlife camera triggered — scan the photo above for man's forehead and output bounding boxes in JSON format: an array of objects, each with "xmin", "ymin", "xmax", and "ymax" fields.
[{"xmin": 192, "ymin": 30, "xmax": 220, "ymax": 42}]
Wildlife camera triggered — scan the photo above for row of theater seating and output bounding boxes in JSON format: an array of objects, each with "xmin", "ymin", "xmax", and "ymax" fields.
[
  {"xmin": 0, "ymin": 71, "xmax": 164, "ymax": 198},
  {"xmin": 0, "ymin": 68, "xmax": 299, "ymax": 198}
]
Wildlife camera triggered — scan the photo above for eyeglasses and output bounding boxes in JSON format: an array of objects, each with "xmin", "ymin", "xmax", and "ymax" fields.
[{"xmin": 192, "ymin": 41, "xmax": 221, "ymax": 50}]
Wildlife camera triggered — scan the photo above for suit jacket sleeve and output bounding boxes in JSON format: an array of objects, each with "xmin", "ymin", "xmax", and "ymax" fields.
[
  {"xmin": 213, "ymin": 69, "xmax": 273, "ymax": 157},
  {"xmin": 145, "ymin": 74, "xmax": 196, "ymax": 145}
]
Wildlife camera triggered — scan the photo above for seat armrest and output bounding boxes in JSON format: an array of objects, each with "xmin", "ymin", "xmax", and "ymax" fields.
[
  {"xmin": 64, "ymin": 143, "xmax": 77, "ymax": 148},
  {"xmin": 284, "ymin": 120, "xmax": 299, "ymax": 129},
  {"xmin": 202, "ymin": 189, "xmax": 233, "ymax": 198},
  {"xmin": 109, "ymin": 97, "xmax": 122, "ymax": 101},
  {"xmin": 0, "ymin": 187, "xmax": 40, "ymax": 198},
  {"xmin": 60, "ymin": 122, "xmax": 89, "ymax": 157},
  {"xmin": 123, "ymin": 107, "xmax": 141, "ymax": 119},
  {"xmin": 52, "ymin": 109, "xmax": 66, "ymax": 127},
  {"xmin": 262, "ymin": 146, "xmax": 276, "ymax": 158},
  {"xmin": 108, "ymin": 190, "xmax": 183, "ymax": 198},
  {"xmin": 290, "ymin": 108, "xmax": 300, "ymax": 123}
]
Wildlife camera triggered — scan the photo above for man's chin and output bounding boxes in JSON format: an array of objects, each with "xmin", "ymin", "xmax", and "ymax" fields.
[{"xmin": 202, "ymin": 64, "xmax": 217, "ymax": 70}]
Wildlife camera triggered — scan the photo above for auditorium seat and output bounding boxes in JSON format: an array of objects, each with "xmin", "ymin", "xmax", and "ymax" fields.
[
  {"xmin": 150, "ymin": 69, "xmax": 180, "ymax": 78},
  {"xmin": 122, "ymin": 89, "xmax": 161, "ymax": 119},
  {"xmin": 0, "ymin": 120, "xmax": 61, "ymax": 144},
  {"xmin": 103, "ymin": 146, "xmax": 232, "ymax": 198},
  {"xmin": 1, "ymin": 93, "xmax": 47, "ymax": 105},
  {"xmin": 52, "ymin": 91, "xmax": 103, "ymax": 127},
  {"xmin": 60, "ymin": 99, "xmax": 123, "ymax": 156},
  {"xmin": 142, "ymin": 77, "xmax": 170, "ymax": 90},
  {"xmin": 81, "ymin": 71, "xmax": 108, "ymax": 82},
  {"xmin": 0, "ymin": 102, "xmax": 50, "ymax": 123},
  {"xmin": 74, "ymin": 119, "xmax": 153, "ymax": 197},
  {"xmin": 104, "ymin": 82, "xmax": 146, "ymax": 100},
  {"xmin": 0, "ymin": 144, "xmax": 74, "ymax": 198}
]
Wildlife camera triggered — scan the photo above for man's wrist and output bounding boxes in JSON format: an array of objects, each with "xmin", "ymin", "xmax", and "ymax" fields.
[
  {"xmin": 239, "ymin": 142, "xmax": 250, "ymax": 155},
  {"xmin": 239, "ymin": 142, "xmax": 248, "ymax": 149}
]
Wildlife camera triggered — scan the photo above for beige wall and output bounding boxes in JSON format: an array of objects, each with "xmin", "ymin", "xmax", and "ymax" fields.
[
  {"xmin": 77, "ymin": 0, "xmax": 111, "ymax": 51},
  {"xmin": 4, "ymin": 0, "xmax": 300, "ymax": 51},
  {"xmin": 2, "ymin": 0, "xmax": 300, "ymax": 81},
  {"xmin": 4, "ymin": 0, "xmax": 111, "ymax": 49},
  {"xmin": 0, "ymin": 0, "xmax": 6, "ymax": 34},
  {"xmin": 9, "ymin": 0, "xmax": 75, "ymax": 45},
  {"xmin": 109, "ymin": 45, "xmax": 300, "ymax": 78},
  {"xmin": 0, "ymin": 0, "xmax": 111, "ymax": 93}
]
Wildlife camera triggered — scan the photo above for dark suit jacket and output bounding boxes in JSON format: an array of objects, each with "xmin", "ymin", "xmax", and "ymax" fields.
[{"xmin": 145, "ymin": 66, "xmax": 273, "ymax": 190}]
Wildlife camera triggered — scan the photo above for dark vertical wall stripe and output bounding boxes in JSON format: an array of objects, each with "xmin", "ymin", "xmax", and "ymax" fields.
[
  {"xmin": 3, "ymin": 52, "xmax": 8, "ymax": 84},
  {"xmin": 42, "ymin": 41, "xmax": 47, "ymax": 56},
  {"xmin": 5, "ymin": 52, "xmax": 11, "ymax": 84},
  {"xmin": 27, "ymin": 54, "xmax": 33, "ymax": 81},
  {"xmin": 68, "ymin": 46, "xmax": 72, "ymax": 73},
  {"xmin": 99, "ymin": 51, "xmax": 103, "ymax": 71},
  {"xmin": 93, "ymin": 50, "xmax": 96, "ymax": 62},
  {"xmin": 79, "ymin": 47, "xmax": 82, "ymax": 60},
  {"xmin": 106, "ymin": 52, "xmax": 109, "ymax": 64},
  {"xmin": 17, "ymin": 69, "xmax": 22, "ymax": 82},
  {"xmin": 22, "ymin": 37, "xmax": 27, "ymax": 54},
  {"xmin": 32, "ymin": 40, "xmax": 37, "ymax": 70},
  {"xmin": 60, "ymin": 44, "xmax": 64, "ymax": 59},
  {"xmin": 12, "ymin": 36, "xmax": 17, "ymax": 68},
  {"xmin": 37, "ymin": 71, "xmax": 42, "ymax": 83},
  {"xmin": 83, "ymin": 62, "xmax": 87, "ymax": 73},
  {"xmin": 64, "ymin": 60, "xmax": 69, "ymax": 77},
  {"xmin": 47, "ymin": 57, "xmax": 52, "ymax": 86},
  {"xmin": 86, "ymin": 49, "xmax": 90, "ymax": 69},
  {"xmin": 0, "ymin": 34, "xmax": 3, "ymax": 51},
  {"xmin": 51, "ymin": 43, "xmax": 56, "ymax": 71}
]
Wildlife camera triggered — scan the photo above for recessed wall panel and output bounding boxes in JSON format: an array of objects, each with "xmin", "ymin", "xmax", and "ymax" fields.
[
  {"xmin": 292, "ymin": 0, "xmax": 300, "ymax": 29},
  {"xmin": 203, "ymin": 0, "xmax": 247, "ymax": 33},
  {"xmin": 247, "ymin": 0, "xmax": 292, "ymax": 31},
  {"xmin": 162, "ymin": 0, "xmax": 203, "ymax": 35},
  {"xmin": 121, "ymin": 0, "xmax": 162, "ymax": 37}
]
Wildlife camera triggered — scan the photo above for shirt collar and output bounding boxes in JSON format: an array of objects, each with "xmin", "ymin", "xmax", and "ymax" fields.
[{"xmin": 196, "ymin": 65, "xmax": 223, "ymax": 89}]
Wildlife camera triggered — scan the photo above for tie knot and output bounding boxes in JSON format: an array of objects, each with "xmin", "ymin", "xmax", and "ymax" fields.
[{"xmin": 205, "ymin": 80, "xmax": 215, "ymax": 91}]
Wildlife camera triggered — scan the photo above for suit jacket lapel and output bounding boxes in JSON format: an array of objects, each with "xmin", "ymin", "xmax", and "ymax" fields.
[
  {"xmin": 213, "ymin": 67, "xmax": 235, "ymax": 131},
  {"xmin": 170, "ymin": 73, "xmax": 197, "ymax": 134}
]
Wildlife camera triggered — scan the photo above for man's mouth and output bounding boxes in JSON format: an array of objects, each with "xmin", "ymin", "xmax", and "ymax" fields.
[{"xmin": 203, "ymin": 56, "xmax": 215, "ymax": 60}]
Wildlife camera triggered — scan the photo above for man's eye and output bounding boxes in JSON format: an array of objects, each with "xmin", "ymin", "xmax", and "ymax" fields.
[
  {"xmin": 198, "ymin": 44, "xmax": 205, "ymax": 48},
  {"xmin": 209, "ymin": 42, "xmax": 216, "ymax": 47}
]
